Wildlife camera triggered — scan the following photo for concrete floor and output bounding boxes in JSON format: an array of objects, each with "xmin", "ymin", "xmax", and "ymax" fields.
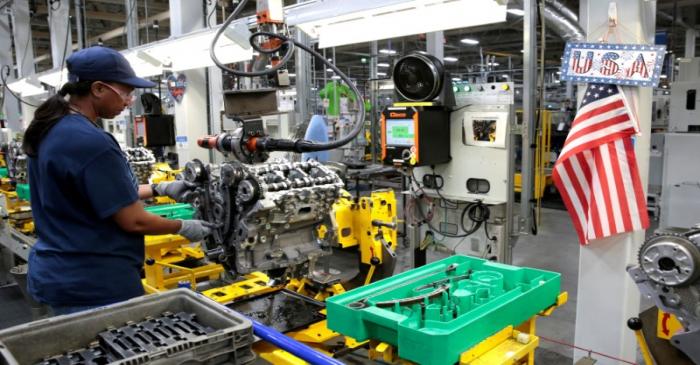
[{"xmin": 0, "ymin": 207, "xmax": 587, "ymax": 364}]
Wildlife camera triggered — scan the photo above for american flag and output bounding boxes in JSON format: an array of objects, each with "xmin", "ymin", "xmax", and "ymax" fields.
[
  {"xmin": 600, "ymin": 52, "xmax": 620, "ymax": 76},
  {"xmin": 552, "ymin": 83, "xmax": 649, "ymax": 244},
  {"xmin": 626, "ymin": 54, "xmax": 649, "ymax": 78},
  {"xmin": 572, "ymin": 51, "xmax": 593, "ymax": 74}
]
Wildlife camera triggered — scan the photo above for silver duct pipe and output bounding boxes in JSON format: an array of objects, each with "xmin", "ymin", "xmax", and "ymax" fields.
[
  {"xmin": 542, "ymin": 5, "xmax": 585, "ymax": 41},
  {"xmin": 511, "ymin": 0, "xmax": 585, "ymax": 41},
  {"xmin": 545, "ymin": 0, "xmax": 578, "ymax": 22}
]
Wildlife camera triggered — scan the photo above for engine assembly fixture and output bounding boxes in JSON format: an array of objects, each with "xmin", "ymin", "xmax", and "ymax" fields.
[
  {"xmin": 181, "ymin": 158, "xmax": 344, "ymax": 278},
  {"xmin": 628, "ymin": 228, "xmax": 700, "ymax": 363}
]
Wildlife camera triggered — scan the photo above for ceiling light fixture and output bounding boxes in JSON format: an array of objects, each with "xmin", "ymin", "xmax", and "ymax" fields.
[
  {"xmin": 379, "ymin": 49, "xmax": 397, "ymax": 55},
  {"xmin": 291, "ymin": 0, "xmax": 506, "ymax": 49},
  {"xmin": 507, "ymin": 9, "xmax": 525, "ymax": 16},
  {"xmin": 460, "ymin": 38, "xmax": 479, "ymax": 45},
  {"xmin": 377, "ymin": 62, "xmax": 390, "ymax": 67},
  {"xmin": 444, "ymin": 56, "xmax": 458, "ymax": 62}
]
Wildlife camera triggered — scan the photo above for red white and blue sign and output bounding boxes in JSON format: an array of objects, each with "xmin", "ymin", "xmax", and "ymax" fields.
[{"xmin": 560, "ymin": 42, "xmax": 666, "ymax": 87}]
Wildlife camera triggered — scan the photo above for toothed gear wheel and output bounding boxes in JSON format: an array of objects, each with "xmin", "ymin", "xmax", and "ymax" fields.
[
  {"xmin": 638, "ymin": 233, "xmax": 700, "ymax": 287},
  {"xmin": 236, "ymin": 178, "xmax": 261, "ymax": 205}
]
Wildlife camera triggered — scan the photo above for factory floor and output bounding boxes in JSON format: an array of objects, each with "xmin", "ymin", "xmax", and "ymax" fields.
[{"xmin": 0, "ymin": 208, "xmax": 584, "ymax": 364}]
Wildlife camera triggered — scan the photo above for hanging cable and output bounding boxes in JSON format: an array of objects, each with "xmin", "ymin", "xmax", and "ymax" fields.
[
  {"xmin": 208, "ymin": 0, "xmax": 365, "ymax": 153},
  {"xmin": 1, "ymin": 65, "xmax": 40, "ymax": 108}
]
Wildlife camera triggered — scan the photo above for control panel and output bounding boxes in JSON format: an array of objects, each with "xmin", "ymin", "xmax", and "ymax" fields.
[{"xmin": 453, "ymin": 82, "xmax": 514, "ymax": 106}]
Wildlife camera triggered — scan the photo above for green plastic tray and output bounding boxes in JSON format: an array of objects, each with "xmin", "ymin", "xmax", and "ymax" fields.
[
  {"xmin": 16, "ymin": 183, "xmax": 30, "ymax": 202},
  {"xmin": 145, "ymin": 203, "xmax": 195, "ymax": 220},
  {"xmin": 0, "ymin": 167, "xmax": 8, "ymax": 178},
  {"xmin": 326, "ymin": 255, "xmax": 561, "ymax": 365}
]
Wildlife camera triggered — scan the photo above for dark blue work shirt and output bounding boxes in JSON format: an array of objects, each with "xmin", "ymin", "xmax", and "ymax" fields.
[{"xmin": 27, "ymin": 113, "xmax": 144, "ymax": 306}]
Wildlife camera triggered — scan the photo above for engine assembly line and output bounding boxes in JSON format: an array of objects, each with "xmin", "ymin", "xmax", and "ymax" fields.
[{"xmin": 0, "ymin": 0, "xmax": 696, "ymax": 365}]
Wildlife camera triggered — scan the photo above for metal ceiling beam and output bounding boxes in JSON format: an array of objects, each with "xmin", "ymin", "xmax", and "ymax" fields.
[
  {"xmin": 86, "ymin": 0, "xmax": 169, "ymax": 10},
  {"xmin": 33, "ymin": 10, "xmax": 169, "ymax": 63},
  {"xmin": 36, "ymin": 4, "xmax": 127, "ymax": 22}
]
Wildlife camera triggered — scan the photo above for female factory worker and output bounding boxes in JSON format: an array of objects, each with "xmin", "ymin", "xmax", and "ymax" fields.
[{"xmin": 24, "ymin": 46, "xmax": 212, "ymax": 315}]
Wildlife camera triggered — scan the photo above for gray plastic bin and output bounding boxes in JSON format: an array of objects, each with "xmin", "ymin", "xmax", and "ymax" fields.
[{"xmin": 0, "ymin": 289, "xmax": 255, "ymax": 365}]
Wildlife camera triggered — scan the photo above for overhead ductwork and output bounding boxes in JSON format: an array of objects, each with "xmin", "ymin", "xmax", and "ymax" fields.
[
  {"xmin": 542, "ymin": 4, "xmax": 585, "ymax": 41},
  {"xmin": 511, "ymin": 0, "xmax": 585, "ymax": 41}
]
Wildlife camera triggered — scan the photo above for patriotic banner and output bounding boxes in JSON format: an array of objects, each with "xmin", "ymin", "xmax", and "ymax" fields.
[
  {"xmin": 552, "ymin": 83, "xmax": 650, "ymax": 244},
  {"xmin": 560, "ymin": 42, "xmax": 666, "ymax": 87}
]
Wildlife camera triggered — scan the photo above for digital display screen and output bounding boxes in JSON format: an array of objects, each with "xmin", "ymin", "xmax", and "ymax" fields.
[{"xmin": 386, "ymin": 119, "xmax": 415, "ymax": 146}]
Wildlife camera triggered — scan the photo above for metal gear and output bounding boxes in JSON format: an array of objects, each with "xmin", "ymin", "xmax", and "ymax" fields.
[{"xmin": 638, "ymin": 233, "xmax": 700, "ymax": 287}]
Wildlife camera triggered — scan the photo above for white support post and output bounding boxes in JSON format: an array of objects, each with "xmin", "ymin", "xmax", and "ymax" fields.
[
  {"xmin": 0, "ymin": 13, "xmax": 21, "ymax": 131},
  {"xmin": 48, "ymin": 0, "xmax": 73, "ymax": 69},
  {"xmin": 168, "ymin": 0, "xmax": 210, "ymax": 165},
  {"xmin": 10, "ymin": 0, "xmax": 36, "ymax": 130},
  {"xmin": 206, "ymin": 0, "xmax": 224, "ymax": 164},
  {"xmin": 426, "ymin": 31, "xmax": 444, "ymax": 60},
  {"xmin": 573, "ymin": 1, "xmax": 656, "ymax": 364}
]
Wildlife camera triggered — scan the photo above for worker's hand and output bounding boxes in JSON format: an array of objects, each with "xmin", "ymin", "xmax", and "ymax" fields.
[
  {"xmin": 178, "ymin": 219, "xmax": 214, "ymax": 242},
  {"xmin": 154, "ymin": 180, "xmax": 196, "ymax": 201}
]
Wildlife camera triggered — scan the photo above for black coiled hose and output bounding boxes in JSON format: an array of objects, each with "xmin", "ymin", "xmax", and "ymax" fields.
[{"xmin": 208, "ymin": 0, "xmax": 365, "ymax": 153}]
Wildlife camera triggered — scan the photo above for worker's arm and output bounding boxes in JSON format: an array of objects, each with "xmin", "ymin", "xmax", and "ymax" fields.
[
  {"xmin": 112, "ymin": 202, "xmax": 213, "ymax": 241},
  {"xmin": 112, "ymin": 201, "xmax": 181, "ymax": 235},
  {"xmin": 138, "ymin": 184, "xmax": 154, "ymax": 200}
]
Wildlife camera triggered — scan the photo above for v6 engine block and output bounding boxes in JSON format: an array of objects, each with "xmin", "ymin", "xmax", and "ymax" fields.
[{"xmin": 182, "ymin": 159, "xmax": 343, "ymax": 276}]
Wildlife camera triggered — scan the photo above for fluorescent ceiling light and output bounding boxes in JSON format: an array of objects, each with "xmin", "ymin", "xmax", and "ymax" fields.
[
  {"xmin": 377, "ymin": 62, "xmax": 390, "ymax": 67},
  {"xmin": 377, "ymin": 72, "xmax": 387, "ymax": 76},
  {"xmin": 294, "ymin": 0, "xmax": 507, "ymax": 49},
  {"xmin": 379, "ymin": 83, "xmax": 394, "ymax": 90},
  {"xmin": 507, "ymin": 8, "xmax": 525, "ymax": 16},
  {"xmin": 660, "ymin": 74, "xmax": 667, "ymax": 79},
  {"xmin": 501, "ymin": 74, "xmax": 509, "ymax": 78},
  {"xmin": 379, "ymin": 49, "xmax": 397, "ymax": 55},
  {"xmin": 288, "ymin": 73, "xmax": 297, "ymax": 77},
  {"xmin": 136, "ymin": 26, "xmax": 253, "ymax": 74},
  {"xmin": 444, "ymin": 56, "xmax": 458, "ymax": 62},
  {"xmin": 451, "ymin": 77, "xmax": 461, "ymax": 81},
  {"xmin": 326, "ymin": 68, "xmax": 334, "ymax": 72},
  {"xmin": 489, "ymin": 62, "xmax": 500, "ymax": 66},
  {"xmin": 556, "ymin": 71, "xmax": 561, "ymax": 75},
  {"xmin": 460, "ymin": 38, "xmax": 479, "ymax": 45},
  {"xmin": 8, "ymin": 78, "xmax": 45, "ymax": 97},
  {"xmin": 331, "ymin": 75, "xmax": 341, "ymax": 80}
]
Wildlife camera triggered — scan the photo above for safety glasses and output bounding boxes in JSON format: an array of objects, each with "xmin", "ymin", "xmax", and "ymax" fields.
[{"xmin": 97, "ymin": 82, "xmax": 136, "ymax": 106}]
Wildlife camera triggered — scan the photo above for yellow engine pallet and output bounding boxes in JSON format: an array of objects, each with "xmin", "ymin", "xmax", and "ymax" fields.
[{"xmin": 142, "ymin": 234, "xmax": 223, "ymax": 293}]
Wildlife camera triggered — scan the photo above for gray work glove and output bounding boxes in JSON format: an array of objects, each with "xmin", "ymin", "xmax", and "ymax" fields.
[
  {"xmin": 154, "ymin": 180, "xmax": 196, "ymax": 201},
  {"xmin": 178, "ymin": 220, "xmax": 213, "ymax": 242}
]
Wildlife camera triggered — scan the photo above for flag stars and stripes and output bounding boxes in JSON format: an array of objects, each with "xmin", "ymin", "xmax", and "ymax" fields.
[{"xmin": 552, "ymin": 83, "xmax": 649, "ymax": 244}]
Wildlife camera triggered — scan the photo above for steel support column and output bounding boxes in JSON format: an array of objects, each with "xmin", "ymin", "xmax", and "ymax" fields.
[
  {"xmin": 686, "ymin": 28, "xmax": 697, "ymax": 58},
  {"xmin": 169, "ymin": 0, "xmax": 209, "ymax": 165},
  {"xmin": 520, "ymin": 0, "xmax": 537, "ymax": 234},
  {"xmin": 573, "ymin": 1, "xmax": 656, "ymax": 364},
  {"xmin": 206, "ymin": 0, "xmax": 223, "ymax": 164},
  {"xmin": 295, "ymin": 1, "xmax": 313, "ymax": 125},
  {"xmin": 426, "ymin": 31, "xmax": 444, "ymax": 60},
  {"xmin": 10, "ymin": 0, "xmax": 36, "ymax": 129},
  {"xmin": 74, "ymin": 0, "xmax": 85, "ymax": 50},
  {"xmin": 369, "ymin": 41, "xmax": 378, "ymax": 163},
  {"xmin": 0, "ymin": 13, "xmax": 21, "ymax": 131},
  {"xmin": 48, "ymin": 0, "xmax": 72, "ymax": 69},
  {"xmin": 124, "ymin": 0, "xmax": 139, "ymax": 48}
]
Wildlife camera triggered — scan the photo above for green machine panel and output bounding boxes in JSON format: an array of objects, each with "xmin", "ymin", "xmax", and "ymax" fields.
[{"xmin": 326, "ymin": 255, "xmax": 561, "ymax": 365}]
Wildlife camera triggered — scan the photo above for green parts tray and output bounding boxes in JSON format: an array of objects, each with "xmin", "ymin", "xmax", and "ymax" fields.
[
  {"xmin": 0, "ymin": 167, "xmax": 8, "ymax": 178},
  {"xmin": 16, "ymin": 183, "xmax": 30, "ymax": 201},
  {"xmin": 145, "ymin": 203, "xmax": 195, "ymax": 220},
  {"xmin": 326, "ymin": 255, "xmax": 561, "ymax": 365}
]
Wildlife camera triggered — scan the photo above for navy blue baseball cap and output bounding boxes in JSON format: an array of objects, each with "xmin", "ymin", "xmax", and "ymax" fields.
[{"xmin": 66, "ymin": 46, "xmax": 156, "ymax": 88}]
